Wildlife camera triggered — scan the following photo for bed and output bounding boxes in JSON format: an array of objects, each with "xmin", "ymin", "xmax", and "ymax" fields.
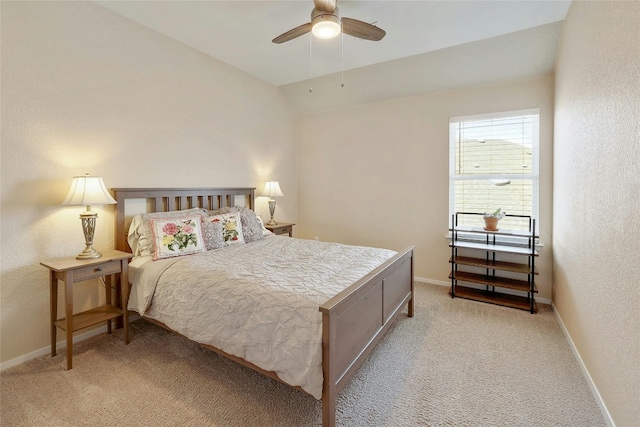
[{"xmin": 113, "ymin": 187, "xmax": 414, "ymax": 427}]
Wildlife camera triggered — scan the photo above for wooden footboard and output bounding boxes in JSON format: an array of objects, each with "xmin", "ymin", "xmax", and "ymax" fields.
[{"xmin": 320, "ymin": 246, "xmax": 414, "ymax": 427}]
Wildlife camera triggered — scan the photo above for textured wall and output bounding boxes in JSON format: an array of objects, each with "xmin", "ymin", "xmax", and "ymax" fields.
[
  {"xmin": 0, "ymin": 1, "xmax": 297, "ymax": 364},
  {"xmin": 553, "ymin": 1, "xmax": 640, "ymax": 425},
  {"xmin": 297, "ymin": 74, "xmax": 554, "ymax": 300}
]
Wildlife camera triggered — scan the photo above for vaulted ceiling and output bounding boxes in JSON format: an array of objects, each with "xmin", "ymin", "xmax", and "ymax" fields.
[{"xmin": 95, "ymin": 1, "xmax": 571, "ymax": 113}]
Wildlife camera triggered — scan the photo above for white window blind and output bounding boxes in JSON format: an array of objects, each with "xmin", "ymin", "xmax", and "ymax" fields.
[{"xmin": 449, "ymin": 109, "xmax": 539, "ymax": 231}]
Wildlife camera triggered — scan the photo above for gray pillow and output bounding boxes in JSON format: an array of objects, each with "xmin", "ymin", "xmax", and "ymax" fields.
[
  {"xmin": 236, "ymin": 206, "xmax": 264, "ymax": 243},
  {"xmin": 201, "ymin": 219, "xmax": 225, "ymax": 250}
]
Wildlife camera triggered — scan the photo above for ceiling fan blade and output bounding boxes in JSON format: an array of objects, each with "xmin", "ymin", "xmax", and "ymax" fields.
[
  {"xmin": 272, "ymin": 22, "xmax": 312, "ymax": 44},
  {"xmin": 342, "ymin": 17, "xmax": 386, "ymax": 41},
  {"xmin": 313, "ymin": 0, "xmax": 336, "ymax": 13}
]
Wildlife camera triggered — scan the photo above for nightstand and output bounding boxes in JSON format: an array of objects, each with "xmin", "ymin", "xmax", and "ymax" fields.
[
  {"xmin": 40, "ymin": 250, "xmax": 133, "ymax": 370},
  {"xmin": 265, "ymin": 222, "xmax": 295, "ymax": 237}
]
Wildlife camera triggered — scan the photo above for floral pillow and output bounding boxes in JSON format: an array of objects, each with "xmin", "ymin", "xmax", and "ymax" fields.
[
  {"xmin": 128, "ymin": 208, "xmax": 208, "ymax": 258},
  {"xmin": 209, "ymin": 206, "xmax": 264, "ymax": 242},
  {"xmin": 207, "ymin": 212, "xmax": 245, "ymax": 246},
  {"xmin": 149, "ymin": 215, "xmax": 205, "ymax": 260}
]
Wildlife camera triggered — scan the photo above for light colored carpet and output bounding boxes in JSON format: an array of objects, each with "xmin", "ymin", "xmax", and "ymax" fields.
[{"xmin": 1, "ymin": 283, "xmax": 605, "ymax": 426}]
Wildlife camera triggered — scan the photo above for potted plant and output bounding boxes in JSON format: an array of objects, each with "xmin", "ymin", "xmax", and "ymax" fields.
[{"xmin": 483, "ymin": 208, "xmax": 505, "ymax": 231}]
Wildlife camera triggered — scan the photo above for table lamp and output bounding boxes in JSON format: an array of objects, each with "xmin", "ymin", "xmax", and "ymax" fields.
[
  {"xmin": 62, "ymin": 173, "xmax": 116, "ymax": 259},
  {"xmin": 261, "ymin": 180, "xmax": 284, "ymax": 226}
]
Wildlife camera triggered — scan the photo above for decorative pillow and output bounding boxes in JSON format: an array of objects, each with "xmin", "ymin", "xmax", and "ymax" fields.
[
  {"xmin": 208, "ymin": 212, "xmax": 245, "ymax": 246},
  {"xmin": 256, "ymin": 215, "xmax": 274, "ymax": 237},
  {"xmin": 149, "ymin": 215, "xmax": 205, "ymax": 260},
  {"xmin": 208, "ymin": 206, "xmax": 237, "ymax": 216},
  {"xmin": 201, "ymin": 217, "xmax": 225, "ymax": 250},
  {"xmin": 209, "ymin": 206, "xmax": 264, "ymax": 242},
  {"xmin": 134, "ymin": 208, "xmax": 208, "ymax": 257},
  {"xmin": 236, "ymin": 206, "xmax": 264, "ymax": 242}
]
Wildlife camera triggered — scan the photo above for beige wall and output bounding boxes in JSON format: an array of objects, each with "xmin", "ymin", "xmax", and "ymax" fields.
[
  {"xmin": 297, "ymin": 74, "xmax": 554, "ymax": 300},
  {"xmin": 553, "ymin": 1, "xmax": 640, "ymax": 425},
  {"xmin": 0, "ymin": 1, "xmax": 297, "ymax": 364}
]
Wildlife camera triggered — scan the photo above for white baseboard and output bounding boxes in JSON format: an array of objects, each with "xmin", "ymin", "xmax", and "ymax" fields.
[
  {"xmin": 1, "ymin": 313, "xmax": 141, "ymax": 372},
  {"xmin": 1, "ymin": 326, "xmax": 108, "ymax": 371},
  {"xmin": 415, "ymin": 276, "xmax": 450, "ymax": 287},
  {"xmin": 415, "ymin": 276, "xmax": 551, "ymax": 305},
  {"xmin": 552, "ymin": 304, "xmax": 615, "ymax": 427}
]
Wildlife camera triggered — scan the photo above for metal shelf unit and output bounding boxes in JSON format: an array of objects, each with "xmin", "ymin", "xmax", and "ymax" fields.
[{"xmin": 449, "ymin": 212, "xmax": 539, "ymax": 313}]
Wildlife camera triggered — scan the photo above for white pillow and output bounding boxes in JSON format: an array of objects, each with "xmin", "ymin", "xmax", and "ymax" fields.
[
  {"xmin": 149, "ymin": 215, "xmax": 206, "ymax": 260},
  {"xmin": 256, "ymin": 215, "xmax": 274, "ymax": 236},
  {"xmin": 127, "ymin": 214, "xmax": 144, "ymax": 257}
]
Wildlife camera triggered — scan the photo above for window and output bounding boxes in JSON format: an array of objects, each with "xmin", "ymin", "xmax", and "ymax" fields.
[{"xmin": 449, "ymin": 109, "xmax": 539, "ymax": 232}]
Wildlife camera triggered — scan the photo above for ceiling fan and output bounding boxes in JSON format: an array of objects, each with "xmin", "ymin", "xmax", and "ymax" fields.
[{"xmin": 272, "ymin": 0, "xmax": 386, "ymax": 44}]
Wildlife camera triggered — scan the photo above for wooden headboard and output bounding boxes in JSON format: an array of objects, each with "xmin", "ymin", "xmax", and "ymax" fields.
[{"xmin": 112, "ymin": 187, "xmax": 255, "ymax": 253}]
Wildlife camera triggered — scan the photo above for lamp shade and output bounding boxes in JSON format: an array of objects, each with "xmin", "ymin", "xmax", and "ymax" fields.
[
  {"xmin": 261, "ymin": 180, "xmax": 284, "ymax": 198},
  {"xmin": 62, "ymin": 174, "xmax": 116, "ymax": 206}
]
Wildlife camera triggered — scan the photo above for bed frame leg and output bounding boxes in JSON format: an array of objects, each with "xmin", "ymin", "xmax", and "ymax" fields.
[
  {"xmin": 408, "ymin": 295, "xmax": 414, "ymax": 317},
  {"xmin": 408, "ymin": 254, "xmax": 415, "ymax": 317},
  {"xmin": 322, "ymin": 394, "xmax": 336, "ymax": 427}
]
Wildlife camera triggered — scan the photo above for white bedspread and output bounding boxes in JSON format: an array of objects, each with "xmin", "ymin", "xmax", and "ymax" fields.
[{"xmin": 128, "ymin": 236, "xmax": 396, "ymax": 399}]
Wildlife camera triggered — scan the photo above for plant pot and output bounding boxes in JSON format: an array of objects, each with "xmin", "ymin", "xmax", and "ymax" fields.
[{"xmin": 483, "ymin": 217, "xmax": 500, "ymax": 231}]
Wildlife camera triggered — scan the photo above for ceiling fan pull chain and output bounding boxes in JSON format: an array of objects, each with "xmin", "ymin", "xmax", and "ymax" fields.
[
  {"xmin": 309, "ymin": 34, "xmax": 313, "ymax": 93},
  {"xmin": 341, "ymin": 21, "xmax": 344, "ymax": 88}
]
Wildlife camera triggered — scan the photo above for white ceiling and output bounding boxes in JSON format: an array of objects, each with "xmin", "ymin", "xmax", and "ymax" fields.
[{"xmin": 95, "ymin": 0, "xmax": 571, "ymax": 113}]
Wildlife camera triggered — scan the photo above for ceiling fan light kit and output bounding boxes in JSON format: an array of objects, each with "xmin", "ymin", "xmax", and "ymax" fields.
[
  {"xmin": 272, "ymin": 0, "xmax": 385, "ymax": 44},
  {"xmin": 311, "ymin": 11, "xmax": 341, "ymax": 39},
  {"xmin": 272, "ymin": 0, "xmax": 386, "ymax": 92}
]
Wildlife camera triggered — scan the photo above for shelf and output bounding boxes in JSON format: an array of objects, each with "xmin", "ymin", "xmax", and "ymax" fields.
[
  {"xmin": 449, "ymin": 240, "xmax": 538, "ymax": 256},
  {"xmin": 450, "ymin": 212, "xmax": 538, "ymax": 314},
  {"xmin": 54, "ymin": 305, "xmax": 123, "ymax": 332},
  {"xmin": 449, "ymin": 225, "xmax": 538, "ymax": 238},
  {"xmin": 450, "ymin": 256, "xmax": 538, "ymax": 275},
  {"xmin": 449, "ymin": 285, "xmax": 538, "ymax": 313},
  {"xmin": 449, "ymin": 271, "xmax": 537, "ymax": 293}
]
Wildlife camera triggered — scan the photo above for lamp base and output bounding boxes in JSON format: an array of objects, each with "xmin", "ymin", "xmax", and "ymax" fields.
[
  {"xmin": 76, "ymin": 247, "xmax": 102, "ymax": 260},
  {"xmin": 77, "ymin": 210, "xmax": 102, "ymax": 259},
  {"xmin": 266, "ymin": 199, "xmax": 278, "ymax": 226}
]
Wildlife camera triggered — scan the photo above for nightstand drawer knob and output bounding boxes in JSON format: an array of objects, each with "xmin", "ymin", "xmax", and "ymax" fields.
[{"xmin": 95, "ymin": 267, "xmax": 102, "ymax": 272}]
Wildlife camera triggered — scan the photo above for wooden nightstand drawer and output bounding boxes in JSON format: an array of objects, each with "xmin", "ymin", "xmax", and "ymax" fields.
[
  {"xmin": 278, "ymin": 225, "xmax": 293, "ymax": 235},
  {"xmin": 265, "ymin": 222, "xmax": 295, "ymax": 237},
  {"xmin": 73, "ymin": 260, "xmax": 121, "ymax": 282}
]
